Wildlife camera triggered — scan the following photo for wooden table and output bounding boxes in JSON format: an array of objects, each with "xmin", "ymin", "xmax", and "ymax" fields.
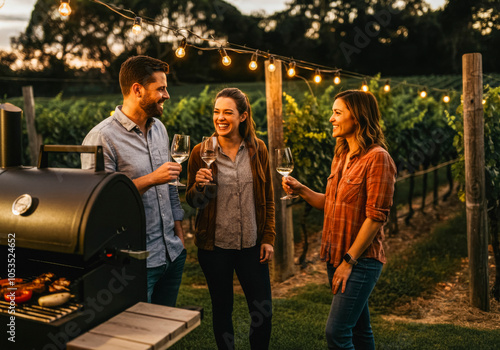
[{"xmin": 66, "ymin": 302, "xmax": 201, "ymax": 350}]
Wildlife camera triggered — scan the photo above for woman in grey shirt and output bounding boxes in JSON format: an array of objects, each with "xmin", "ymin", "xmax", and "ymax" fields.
[{"xmin": 187, "ymin": 88, "xmax": 275, "ymax": 350}]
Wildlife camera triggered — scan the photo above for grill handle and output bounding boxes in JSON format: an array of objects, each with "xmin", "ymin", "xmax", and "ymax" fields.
[
  {"xmin": 37, "ymin": 145, "xmax": 104, "ymax": 172},
  {"xmin": 119, "ymin": 249, "xmax": 150, "ymax": 260}
]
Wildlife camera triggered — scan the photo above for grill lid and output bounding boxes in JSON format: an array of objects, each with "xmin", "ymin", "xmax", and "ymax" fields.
[{"xmin": 0, "ymin": 146, "xmax": 146, "ymax": 260}]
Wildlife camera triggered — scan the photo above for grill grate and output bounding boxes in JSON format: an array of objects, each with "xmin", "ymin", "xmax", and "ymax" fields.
[{"xmin": 0, "ymin": 300, "xmax": 82, "ymax": 323}]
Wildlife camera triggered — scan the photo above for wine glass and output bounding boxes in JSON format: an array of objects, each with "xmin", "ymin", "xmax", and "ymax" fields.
[
  {"xmin": 276, "ymin": 147, "xmax": 298, "ymax": 200},
  {"xmin": 169, "ymin": 134, "xmax": 190, "ymax": 186},
  {"xmin": 200, "ymin": 136, "xmax": 218, "ymax": 186}
]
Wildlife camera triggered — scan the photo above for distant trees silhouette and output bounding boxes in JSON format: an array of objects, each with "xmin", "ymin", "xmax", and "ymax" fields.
[{"xmin": 1, "ymin": 0, "xmax": 499, "ymax": 96}]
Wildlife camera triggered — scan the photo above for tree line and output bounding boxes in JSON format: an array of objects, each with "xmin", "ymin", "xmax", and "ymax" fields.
[{"xmin": 0, "ymin": 0, "xmax": 499, "ymax": 97}]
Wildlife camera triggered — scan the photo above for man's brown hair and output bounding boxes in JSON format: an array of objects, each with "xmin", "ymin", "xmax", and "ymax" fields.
[{"xmin": 119, "ymin": 55, "xmax": 169, "ymax": 96}]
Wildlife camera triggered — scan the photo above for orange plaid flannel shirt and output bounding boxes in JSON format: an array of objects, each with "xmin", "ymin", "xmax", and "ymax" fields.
[{"xmin": 320, "ymin": 145, "xmax": 397, "ymax": 267}]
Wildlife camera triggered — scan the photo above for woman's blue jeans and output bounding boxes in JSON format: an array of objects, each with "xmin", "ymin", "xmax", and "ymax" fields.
[{"xmin": 326, "ymin": 258, "xmax": 383, "ymax": 350}]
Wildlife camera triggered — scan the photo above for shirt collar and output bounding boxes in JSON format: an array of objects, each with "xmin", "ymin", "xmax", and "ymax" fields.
[
  {"xmin": 217, "ymin": 139, "xmax": 246, "ymax": 151},
  {"xmin": 114, "ymin": 105, "xmax": 156, "ymax": 132},
  {"xmin": 238, "ymin": 139, "xmax": 246, "ymax": 151}
]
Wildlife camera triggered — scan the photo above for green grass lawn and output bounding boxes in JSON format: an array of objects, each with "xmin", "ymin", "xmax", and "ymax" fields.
[{"xmin": 170, "ymin": 210, "xmax": 500, "ymax": 349}]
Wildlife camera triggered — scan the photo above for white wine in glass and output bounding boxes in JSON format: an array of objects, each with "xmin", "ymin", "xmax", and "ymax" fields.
[
  {"xmin": 276, "ymin": 147, "xmax": 298, "ymax": 200},
  {"xmin": 200, "ymin": 136, "xmax": 218, "ymax": 185},
  {"xmin": 169, "ymin": 134, "xmax": 190, "ymax": 186}
]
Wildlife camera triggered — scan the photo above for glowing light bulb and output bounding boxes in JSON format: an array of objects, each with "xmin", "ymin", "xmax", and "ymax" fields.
[
  {"xmin": 333, "ymin": 73, "xmax": 341, "ymax": 85},
  {"xmin": 420, "ymin": 89, "xmax": 427, "ymax": 98},
  {"xmin": 443, "ymin": 94, "xmax": 450, "ymax": 103},
  {"xmin": 132, "ymin": 17, "xmax": 142, "ymax": 35},
  {"xmin": 249, "ymin": 53, "xmax": 258, "ymax": 71},
  {"xmin": 220, "ymin": 48, "xmax": 231, "ymax": 66},
  {"xmin": 222, "ymin": 55, "xmax": 231, "ymax": 66},
  {"xmin": 175, "ymin": 47, "xmax": 185, "ymax": 58},
  {"xmin": 361, "ymin": 80, "xmax": 369, "ymax": 92},
  {"xmin": 482, "ymin": 99, "xmax": 486, "ymax": 105},
  {"xmin": 175, "ymin": 39, "xmax": 187, "ymax": 58},
  {"xmin": 59, "ymin": 0, "xmax": 72, "ymax": 17},
  {"xmin": 313, "ymin": 69, "xmax": 322, "ymax": 84},
  {"xmin": 287, "ymin": 62, "xmax": 296, "ymax": 77},
  {"xmin": 268, "ymin": 57, "xmax": 276, "ymax": 72},
  {"xmin": 383, "ymin": 80, "xmax": 391, "ymax": 92}
]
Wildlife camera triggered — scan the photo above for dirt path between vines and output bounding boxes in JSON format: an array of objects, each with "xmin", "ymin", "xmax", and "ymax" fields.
[{"xmin": 271, "ymin": 194, "xmax": 500, "ymax": 331}]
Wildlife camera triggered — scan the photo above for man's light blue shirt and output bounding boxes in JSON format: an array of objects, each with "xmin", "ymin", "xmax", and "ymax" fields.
[{"xmin": 81, "ymin": 106, "xmax": 184, "ymax": 268}]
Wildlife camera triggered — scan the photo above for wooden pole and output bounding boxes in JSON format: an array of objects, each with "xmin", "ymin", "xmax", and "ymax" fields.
[
  {"xmin": 265, "ymin": 59, "xmax": 295, "ymax": 282},
  {"xmin": 463, "ymin": 53, "xmax": 489, "ymax": 311},
  {"xmin": 22, "ymin": 86, "xmax": 41, "ymax": 166}
]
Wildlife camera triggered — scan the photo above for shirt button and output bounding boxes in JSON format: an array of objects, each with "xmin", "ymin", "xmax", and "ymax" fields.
[
  {"xmin": 347, "ymin": 179, "xmax": 351, "ymax": 183},
  {"xmin": 159, "ymin": 194, "xmax": 162, "ymax": 198},
  {"xmin": 162, "ymin": 214, "xmax": 165, "ymax": 217}
]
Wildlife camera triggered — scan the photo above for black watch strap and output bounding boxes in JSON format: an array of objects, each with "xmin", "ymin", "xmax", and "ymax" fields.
[{"xmin": 343, "ymin": 253, "xmax": 358, "ymax": 265}]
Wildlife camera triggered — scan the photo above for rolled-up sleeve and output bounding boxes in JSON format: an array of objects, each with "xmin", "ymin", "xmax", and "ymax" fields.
[{"xmin": 365, "ymin": 150, "xmax": 397, "ymax": 222}]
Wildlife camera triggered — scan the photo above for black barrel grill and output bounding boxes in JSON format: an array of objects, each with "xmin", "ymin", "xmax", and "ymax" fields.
[{"xmin": 0, "ymin": 104, "xmax": 148, "ymax": 349}]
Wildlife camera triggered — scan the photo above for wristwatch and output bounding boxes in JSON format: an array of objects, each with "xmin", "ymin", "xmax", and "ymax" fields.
[{"xmin": 343, "ymin": 253, "xmax": 358, "ymax": 266}]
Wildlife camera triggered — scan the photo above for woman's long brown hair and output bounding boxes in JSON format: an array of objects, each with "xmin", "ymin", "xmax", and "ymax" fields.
[{"xmin": 333, "ymin": 90, "xmax": 388, "ymax": 158}]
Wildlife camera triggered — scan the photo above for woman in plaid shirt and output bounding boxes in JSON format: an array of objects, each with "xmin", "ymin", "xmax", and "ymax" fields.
[{"xmin": 283, "ymin": 90, "xmax": 397, "ymax": 349}]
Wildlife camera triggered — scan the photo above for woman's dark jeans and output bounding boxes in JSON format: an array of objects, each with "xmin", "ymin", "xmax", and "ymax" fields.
[{"xmin": 198, "ymin": 245, "xmax": 272, "ymax": 350}]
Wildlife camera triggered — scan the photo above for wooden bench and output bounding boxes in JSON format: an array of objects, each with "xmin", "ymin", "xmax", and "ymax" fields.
[{"xmin": 66, "ymin": 302, "xmax": 201, "ymax": 350}]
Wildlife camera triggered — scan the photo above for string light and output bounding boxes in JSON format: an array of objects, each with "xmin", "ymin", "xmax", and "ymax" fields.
[
  {"xmin": 59, "ymin": 0, "xmax": 72, "ymax": 17},
  {"xmin": 333, "ymin": 72, "xmax": 341, "ymax": 85},
  {"xmin": 287, "ymin": 61, "xmax": 296, "ymax": 77},
  {"xmin": 443, "ymin": 92, "xmax": 451, "ymax": 103},
  {"xmin": 132, "ymin": 17, "xmax": 142, "ymax": 34},
  {"xmin": 420, "ymin": 88, "xmax": 427, "ymax": 98},
  {"xmin": 59, "ymin": 0, "xmax": 477, "ymax": 102},
  {"xmin": 249, "ymin": 53, "xmax": 258, "ymax": 71},
  {"xmin": 220, "ymin": 48, "xmax": 231, "ymax": 66},
  {"xmin": 175, "ymin": 38, "xmax": 187, "ymax": 58},
  {"xmin": 383, "ymin": 80, "xmax": 391, "ymax": 92},
  {"xmin": 268, "ymin": 56, "xmax": 276, "ymax": 72},
  {"xmin": 483, "ymin": 98, "xmax": 487, "ymax": 105},
  {"xmin": 313, "ymin": 69, "xmax": 322, "ymax": 84},
  {"xmin": 0, "ymin": 0, "xmax": 6, "ymax": 10},
  {"xmin": 361, "ymin": 79, "xmax": 369, "ymax": 92}
]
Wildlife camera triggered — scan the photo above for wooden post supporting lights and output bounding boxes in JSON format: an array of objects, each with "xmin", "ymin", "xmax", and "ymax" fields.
[
  {"xmin": 22, "ymin": 86, "xmax": 42, "ymax": 166},
  {"xmin": 265, "ymin": 59, "xmax": 295, "ymax": 282},
  {"xmin": 462, "ymin": 53, "xmax": 489, "ymax": 311}
]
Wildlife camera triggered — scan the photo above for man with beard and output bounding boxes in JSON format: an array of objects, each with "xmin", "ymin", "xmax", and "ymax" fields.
[{"xmin": 81, "ymin": 55, "xmax": 186, "ymax": 307}]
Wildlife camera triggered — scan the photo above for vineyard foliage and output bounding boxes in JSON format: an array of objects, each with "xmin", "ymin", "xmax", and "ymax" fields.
[
  {"xmin": 446, "ymin": 85, "xmax": 500, "ymax": 204},
  {"xmin": 3, "ymin": 80, "xmax": 462, "ymax": 188}
]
